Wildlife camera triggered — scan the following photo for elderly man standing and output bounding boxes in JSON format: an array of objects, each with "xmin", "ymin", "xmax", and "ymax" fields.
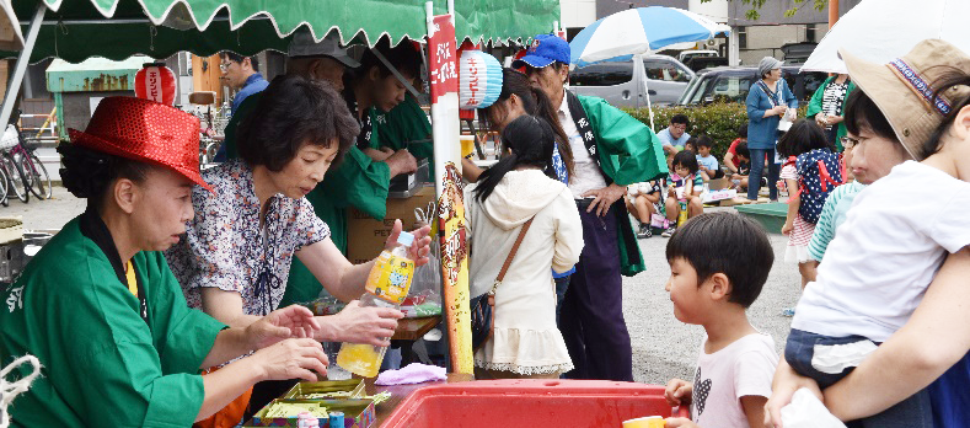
[{"xmin": 513, "ymin": 34, "xmax": 668, "ymax": 381}]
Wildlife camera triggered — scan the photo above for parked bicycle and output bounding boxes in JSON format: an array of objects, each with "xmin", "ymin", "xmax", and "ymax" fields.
[
  {"xmin": 0, "ymin": 124, "xmax": 31, "ymax": 204},
  {"xmin": 11, "ymin": 122, "xmax": 52, "ymax": 200}
]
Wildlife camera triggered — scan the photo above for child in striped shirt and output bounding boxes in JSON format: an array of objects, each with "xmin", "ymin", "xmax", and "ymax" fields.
[{"xmin": 777, "ymin": 120, "xmax": 841, "ymax": 316}]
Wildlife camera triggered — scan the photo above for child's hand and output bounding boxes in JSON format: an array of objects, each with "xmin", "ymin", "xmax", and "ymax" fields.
[
  {"xmin": 665, "ymin": 417, "xmax": 700, "ymax": 428},
  {"xmin": 782, "ymin": 223, "xmax": 793, "ymax": 236},
  {"xmin": 665, "ymin": 378, "xmax": 693, "ymax": 407}
]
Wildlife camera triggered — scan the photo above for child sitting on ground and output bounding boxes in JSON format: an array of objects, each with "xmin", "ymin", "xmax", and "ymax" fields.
[
  {"xmin": 777, "ymin": 119, "xmax": 841, "ymax": 316},
  {"xmin": 695, "ymin": 136, "xmax": 722, "ymax": 181},
  {"xmin": 732, "ymin": 142, "xmax": 751, "ymax": 191},
  {"xmin": 662, "ymin": 151, "xmax": 704, "ymax": 238},
  {"xmin": 724, "ymin": 123, "xmax": 748, "ymax": 177},
  {"xmin": 663, "ymin": 212, "xmax": 778, "ymax": 428},
  {"xmin": 626, "ymin": 179, "xmax": 665, "ymax": 239}
]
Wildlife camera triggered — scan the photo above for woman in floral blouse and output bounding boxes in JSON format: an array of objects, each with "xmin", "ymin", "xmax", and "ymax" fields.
[{"xmin": 165, "ymin": 75, "xmax": 432, "ymax": 420}]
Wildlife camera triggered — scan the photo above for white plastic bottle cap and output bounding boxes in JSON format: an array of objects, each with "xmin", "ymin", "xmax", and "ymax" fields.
[{"xmin": 397, "ymin": 231, "xmax": 415, "ymax": 247}]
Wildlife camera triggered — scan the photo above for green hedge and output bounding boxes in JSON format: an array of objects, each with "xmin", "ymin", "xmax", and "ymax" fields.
[{"xmin": 624, "ymin": 103, "xmax": 809, "ymax": 160}]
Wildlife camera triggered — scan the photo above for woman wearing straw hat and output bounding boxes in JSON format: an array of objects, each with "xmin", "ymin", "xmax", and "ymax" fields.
[
  {"xmin": 766, "ymin": 39, "xmax": 970, "ymax": 428},
  {"xmin": 0, "ymin": 97, "xmax": 329, "ymax": 427}
]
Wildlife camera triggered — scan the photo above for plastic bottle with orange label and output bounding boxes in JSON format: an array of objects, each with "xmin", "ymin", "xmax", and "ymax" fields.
[{"xmin": 336, "ymin": 231, "xmax": 416, "ymax": 377}]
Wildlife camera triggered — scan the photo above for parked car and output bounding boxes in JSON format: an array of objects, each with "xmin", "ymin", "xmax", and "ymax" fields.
[
  {"xmin": 678, "ymin": 49, "xmax": 719, "ymax": 63},
  {"xmin": 675, "ymin": 65, "xmax": 827, "ymax": 106},
  {"xmin": 568, "ymin": 55, "xmax": 695, "ymax": 108},
  {"xmin": 781, "ymin": 42, "xmax": 818, "ymax": 65},
  {"xmin": 683, "ymin": 56, "xmax": 729, "ymax": 72}
]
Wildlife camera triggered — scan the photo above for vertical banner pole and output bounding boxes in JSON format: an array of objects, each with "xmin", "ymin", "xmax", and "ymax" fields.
[{"xmin": 427, "ymin": 1, "xmax": 473, "ymax": 375}]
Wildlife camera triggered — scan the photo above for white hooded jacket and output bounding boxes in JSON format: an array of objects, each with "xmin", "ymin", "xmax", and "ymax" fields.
[{"xmin": 465, "ymin": 169, "xmax": 583, "ymax": 374}]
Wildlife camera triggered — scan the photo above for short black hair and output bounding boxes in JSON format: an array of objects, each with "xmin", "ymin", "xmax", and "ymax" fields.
[
  {"xmin": 776, "ymin": 119, "xmax": 833, "ymax": 158},
  {"xmin": 695, "ymin": 135, "xmax": 713, "ymax": 149},
  {"xmin": 357, "ymin": 38, "xmax": 422, "ymax": 81},
  {"xmin": 237, "ymin": 75, "xmax": 359, "ymax": 172},
  {"xmin": 220, "ymin": 52, "xmax": 260, "ymax": 72},
  {"xmin": 843, "ymin": 89, "xmax": 897, "ymax": 143},
  {"xmin": 683, "ymin": 137, "xmax": 696, "ymax": 152},
  {"xmin": 666, "ymin": 212, "xmax": 774, "ymax": 308},
  {"xmin": 922, "ymin": 71, "xmax": 970, "ymax": 160},
  {"xmin": 672, "ymin": 150, "xmax": 699, "ymax": 174},
  {"xmin": 58, "ymin": 143, "xmax": 158, "ymax": 213},
  {"xmin": 670, "ymin": 114, "xmax": 690, "ymax": 127},
  {"xmin": 735, "ymin": 142, "xmax": 750, "ymax": 159},
  {"xmin": 737, "ymin": 122, "xmax": 748, "ymax": 139}
]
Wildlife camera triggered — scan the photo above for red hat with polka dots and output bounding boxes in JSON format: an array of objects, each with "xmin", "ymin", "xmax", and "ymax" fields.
[{"xmin": 68, "ymin": 96, "xmax": 213, "ymax": 192}]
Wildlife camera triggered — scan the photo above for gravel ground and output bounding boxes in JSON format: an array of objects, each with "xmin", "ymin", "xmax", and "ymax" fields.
[
  {"xmin": 13, "ymin": 189, "xmax": 802, "ymax": 386},
  {"xmin": 626, "ymin": 205, "xmax": 802, "ymax": 385}
]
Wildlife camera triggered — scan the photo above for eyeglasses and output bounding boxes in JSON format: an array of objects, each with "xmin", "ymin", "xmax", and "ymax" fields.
[
  {"xmin": 840, "ymin": 136, "xmax": 867, "ymax": 149},
  {"xmin": 219, "ymin": 62, "xmax": 232, "ymax": 72}
]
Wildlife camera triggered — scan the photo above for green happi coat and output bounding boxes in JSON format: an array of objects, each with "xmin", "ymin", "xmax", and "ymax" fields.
[
  {"xmin": 0, "ymin": 215, "xmax": 226, "ymax": 427},
  {"xmin": 574, "ymin": 94, "xmax": 669, "ymax": 276}
]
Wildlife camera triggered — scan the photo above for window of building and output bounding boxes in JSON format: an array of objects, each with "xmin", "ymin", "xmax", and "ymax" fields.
[
  {"xmin": 806, "ymin": 24, "xmax": 817, "ymax": 42},
  {"xmin": 738, "ymin": 26, "xmax": 747, "ymax": 49}
]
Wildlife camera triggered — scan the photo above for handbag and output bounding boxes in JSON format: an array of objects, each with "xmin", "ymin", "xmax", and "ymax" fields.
[{"xmin": 469, "ymin": 216, "xmax": 535, "ymax": 353}]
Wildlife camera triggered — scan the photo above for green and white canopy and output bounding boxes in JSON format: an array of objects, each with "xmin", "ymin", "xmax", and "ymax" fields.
[{"xmin": 4, "ymin": 0, "xmax": 559, "ymax": 63}]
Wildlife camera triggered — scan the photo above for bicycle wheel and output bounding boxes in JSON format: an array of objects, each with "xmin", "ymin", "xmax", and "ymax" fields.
[
  {"xmin": 0, "ymin": 162, "xmax": 8, "ymax": 207},
  {"xmin": 22, "ymin": 152, "xmax": 52, "ymax": 199},
  {"xmin": 3, "ymin": 154, "xmax": 29, "ymax": 203}
]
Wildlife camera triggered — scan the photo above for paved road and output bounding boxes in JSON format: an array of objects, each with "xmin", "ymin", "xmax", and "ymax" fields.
[
  {"xmin": 11, "ymin": 189, "xmax": 801, "ymax": 386},
  {"xmin": 625, "ymin": 208, "xmax": 800, "ymax": 385}
]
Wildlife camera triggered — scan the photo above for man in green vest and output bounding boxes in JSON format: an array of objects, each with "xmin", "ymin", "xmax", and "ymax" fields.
[{"xmin": 514, "ymin": 34, "xmax": 668, "ymax": 382}]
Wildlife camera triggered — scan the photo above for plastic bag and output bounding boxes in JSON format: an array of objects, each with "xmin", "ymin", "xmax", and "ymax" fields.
[
  {"xmin": 780, "ymin": 388, "xmax": 847, "ymax": 428},
  {"xmin": 402, "ymin": 253, "xmax": 442, "ymax": 318}
]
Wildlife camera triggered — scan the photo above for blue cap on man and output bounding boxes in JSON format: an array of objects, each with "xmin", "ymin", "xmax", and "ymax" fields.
[{"xmin": 512, "ymin": 34, "xmax": 570, "ymax": 69}]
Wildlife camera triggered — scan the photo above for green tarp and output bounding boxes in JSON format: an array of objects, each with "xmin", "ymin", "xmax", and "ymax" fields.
[{"xmin": 4, "ymin": 0, "xmax": 559, "ymax": 62}]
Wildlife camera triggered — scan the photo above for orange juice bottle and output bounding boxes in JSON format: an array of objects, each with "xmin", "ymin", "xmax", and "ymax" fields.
[{"xmin": 336, "ymin": 231, "xmax": 416, "ymax": 377}]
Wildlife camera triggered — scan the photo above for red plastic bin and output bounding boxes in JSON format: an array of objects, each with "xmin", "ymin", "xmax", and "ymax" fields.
[{"xmin": 381, "ymin": 379, "xmax": 688, "ymax": 427}]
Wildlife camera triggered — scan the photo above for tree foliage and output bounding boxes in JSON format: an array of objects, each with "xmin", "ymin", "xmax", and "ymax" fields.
[{"xmin": 702, "ymin": 0, "xmax": 829, "ymax": 21}]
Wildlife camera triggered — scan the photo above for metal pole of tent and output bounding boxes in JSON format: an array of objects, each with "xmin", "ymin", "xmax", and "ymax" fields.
[
  {"xmin": 634, "ymin": 53, "xmax": 655, "ymax": 132},
  {"xmin": 0, "ymin": 4, "xmax": 46, "ymax": 129}
]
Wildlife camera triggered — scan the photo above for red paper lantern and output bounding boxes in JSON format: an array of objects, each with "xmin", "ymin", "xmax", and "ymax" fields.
[{"xmin": 135, "ymin": 63, "xmax": 177, "ymax": 106}]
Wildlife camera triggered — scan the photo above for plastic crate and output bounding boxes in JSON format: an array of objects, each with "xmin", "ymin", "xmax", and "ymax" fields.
[
  {"xmin": 735, "ymin": 202, "xmax": 788, "ymax": 234},
  {"xmin": 381, "ymin": 380, "xmax": 687, "ymax": 427}
]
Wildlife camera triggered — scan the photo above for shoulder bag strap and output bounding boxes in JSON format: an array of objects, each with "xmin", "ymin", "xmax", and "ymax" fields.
[
  {"xmin": 482, "ymin": 217, "xmax": 536, "ymax": 352},
  {"xmin": 495, "ymin": 216, "xmax": 536, "ymax": 285}
]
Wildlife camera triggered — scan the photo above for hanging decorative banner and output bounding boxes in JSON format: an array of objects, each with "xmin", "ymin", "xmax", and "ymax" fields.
[
  {"xmin": 428, "ymin": 15, "xmax": 459, "ymax": 104},
  {"xmin": 134, "ymin": 63, "xmax": 177, "ymax": 106},
  {"xmin": 436, "ymin": 163, "xmax": 473, "ymax": 375},
  {"xmin": 458, "ymin": 50, "xmax": 503, "ymax": 110}
]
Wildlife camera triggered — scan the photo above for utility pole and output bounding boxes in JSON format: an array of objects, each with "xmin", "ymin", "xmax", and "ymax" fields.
[{"xmin": 829, "ymin": 0, "xmax": 839, "ymax": 28}]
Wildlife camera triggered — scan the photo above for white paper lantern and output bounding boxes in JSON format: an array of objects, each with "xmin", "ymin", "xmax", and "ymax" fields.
[{"xmin": 458, "ymin": 50, "xmax": 503, "ymax": 110}]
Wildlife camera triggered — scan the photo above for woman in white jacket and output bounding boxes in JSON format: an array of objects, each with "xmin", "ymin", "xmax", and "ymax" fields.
[{"xmin": 465, "ymin": 115, "xmax": 584, "ymax": 379}]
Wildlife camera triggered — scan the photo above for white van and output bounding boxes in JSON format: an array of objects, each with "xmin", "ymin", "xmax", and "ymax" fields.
[{"xmin": 568, "ymin": 55, "xmax": 695, "ymax": 108}]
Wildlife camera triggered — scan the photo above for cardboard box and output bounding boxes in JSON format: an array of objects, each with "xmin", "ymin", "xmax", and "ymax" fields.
[
  {"xmin": 283, "ymin": 380, "xmax": 367, "ymax": 400},
  {"xmin": 346, "ymin": 186, "xmax": 437, "ymax": 265},
  {"xmin": 246, "ymin": 380, "xmax": 375, "ymax": 428},
  {"xmin": 247, "ymin": 398, "xmax": 375, "ymax": 428}
]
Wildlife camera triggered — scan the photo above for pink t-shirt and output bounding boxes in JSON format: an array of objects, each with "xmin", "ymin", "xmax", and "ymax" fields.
[{"xmin": 690, "ymin": 333, "xmax": 778, "ymax": 427}]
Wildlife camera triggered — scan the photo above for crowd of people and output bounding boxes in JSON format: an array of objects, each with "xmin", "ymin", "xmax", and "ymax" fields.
[{"xmin": 1, "ymin": 28, "xmax": 969, "ymax": 428}]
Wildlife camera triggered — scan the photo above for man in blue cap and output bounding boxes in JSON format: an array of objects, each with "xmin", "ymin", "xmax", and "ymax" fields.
[{"xmin": 513, "ymin": 34, "xmax": 668, "ymax": 381}]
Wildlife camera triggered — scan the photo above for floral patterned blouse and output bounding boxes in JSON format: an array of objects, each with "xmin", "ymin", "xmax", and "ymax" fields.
[{"xmin": 166, "ymin": 159, "xmax": 330, "ymax": 316}]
